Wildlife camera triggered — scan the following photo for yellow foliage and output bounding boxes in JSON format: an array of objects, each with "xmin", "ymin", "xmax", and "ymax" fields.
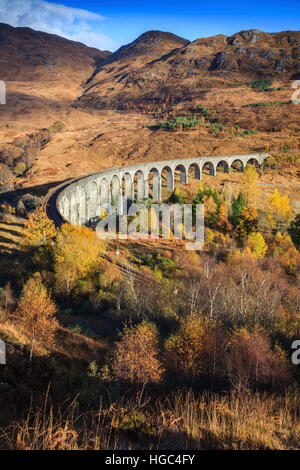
[
  {"xmin": 112, "ymin": 322, "xmax": 163, "ymax": 384},
  {"xmin": 20, "ymin": 208, "xmax": 56, "ymax": 248},
  {"xmin": 241, "ymin": 165, "xmax": 260, "ymax": 208},
  {"xmin": 267, "ymin": 189, "xmax": 293, "ymax": 231},
  {"xmin": 54, "ymin": 224, "xmax": 103, "ymax": 294},
  {"xmin": 274, "ymin": 232, "xmax": 294, "ymax": 254},
  {"xmin": 273, "ymin": 232, "xmax": 300, "ymax": 274},
  {"xmin": 17, "ymin": 274, "xmax": 58, "ymax": 358},
  {"xmin": 246, "ymin": 232, "xmax": 268, "ymax": 259},
  {"xmin": 227, "ymin": 247, "xmax": 255, "ymax": 265},
  {"xmin": 165, "ymin": 314, "xmax": 224, "ymax": 377},
  {"xmin": 205, "ymin": 228, "xmax": 215, "ymax": 245}
]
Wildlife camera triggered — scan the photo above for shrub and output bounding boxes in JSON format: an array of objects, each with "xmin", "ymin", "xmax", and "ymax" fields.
[
  {"xmin": 13, "ymin": 161, "xmax": 27, "ymax": 176},
  {"xmin": 111, "ymin": 321, "xmax": 163, "ymax": 385},
  {"xmin": 248, "ymin": 78, "xmax": 274, "ymax": 91},
  {"xmin": 48, "ymin": 121, "xmax": 67, "ymax": 133},
  {"xmin": 243, "ymin": 100, "xmax": 292, "ymax": 108}
]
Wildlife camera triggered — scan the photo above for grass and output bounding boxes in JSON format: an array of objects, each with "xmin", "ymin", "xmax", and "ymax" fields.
[
  {"xmin": 1, "ymin": 390, "xmax": 300, "ymax": 449},
  {"xmin": 243, "ymin": 100, "xmax": 292, "ymax": 108}
]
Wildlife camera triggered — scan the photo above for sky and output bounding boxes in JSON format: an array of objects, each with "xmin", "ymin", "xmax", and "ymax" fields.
[{"xmin": 0, "ymin": 0, "xmax": 299, "ymax": 51}]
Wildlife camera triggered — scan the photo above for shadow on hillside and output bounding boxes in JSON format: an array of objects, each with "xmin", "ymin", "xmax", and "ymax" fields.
[
  {"xmin": 1, "ymin": 179, "xmax": 68, "ymax": 202},
  {"xmin": 0, "ymin": 234, "xmax": 17, "ymax": 245},
  {"xmin": 0, "ymin": 92, "xmax": 74, "ymax": 111},
  {"xmin": 0, "ymin": 226, "xmax": 21, "ymax": 238}
]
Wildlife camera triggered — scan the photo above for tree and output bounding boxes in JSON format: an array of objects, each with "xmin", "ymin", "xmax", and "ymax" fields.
[
  {"xmin": 227, "ymin": 328, "xmax": 290, "ymax": 395},
  {"xmin": 17, "ymin": 274, "xmax": 58, "ymax": 362},
  {"xmin": 216, "ymin": 203, "xmax": 233, "ymax": 232},
  {"xmin": 231, "ymin": 192, "xmax": 246, "ymax": 227},
  {"xmin": 54, "ymin": 224, "xmax": 103, "ymax": 295},
  {"xmin": 246, "ymin": 232, "xmax": 268, "ymax": 259},
  {"xmin": 165, "ymin": 314, "xmax": 225, "ymax": 380},
  {"xmin": 111, "ymin": 322, "xmax": 163, "ymax": 391},
  {"xmin": 288, "ymin": 214, "xmax": 300, "ymax": 248},
  {"xmin": 268, "ymin": 189, "xmax": 293, "ymax": 232},
  {"xmin": 192, "ymin": 185, "xmax": 220, "ymax": 222},
  {"xmin": 20, "ymin": 207, "xmax": 56, "ymax": 249},
  {"xmin": 235, "ymin": 207, "xmax": 258, "ymax": 239},
  {"xmin": 0, "ymin": 282, "xmax": 15, "ymax": 315},
  {"xmin": 273, "ymin": 232, "xmax": 300, "ymax": 275},
  {"xmin": 204, "ymin": 195, "xmax": 218, "ymax": 226},
  {"xmin": 241, "ymin": 165, "xmax": 259, "ymax": 208}
]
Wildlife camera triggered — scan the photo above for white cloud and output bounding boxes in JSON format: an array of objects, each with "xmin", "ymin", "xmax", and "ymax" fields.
[{"xmin": 0, "ymin": 0, "xmax": 116, "ymax": 50}]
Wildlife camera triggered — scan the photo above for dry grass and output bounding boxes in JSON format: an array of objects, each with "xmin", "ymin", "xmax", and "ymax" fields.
[
  {"xmin": 157, "ymin": 391, "xmax": 300, "ymax": 449},
  {"xmin": 1, "ymin": 390, "xmax": 299, "ymax": 450},
  {"xmin": 1, "ymin": 397, "xmax": 117, "ymax": 450}
]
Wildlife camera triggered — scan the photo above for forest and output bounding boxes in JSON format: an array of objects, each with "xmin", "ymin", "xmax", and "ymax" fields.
[{"xmin": 0, "ymin": 159, "xmax": 300, "ymax": 450}]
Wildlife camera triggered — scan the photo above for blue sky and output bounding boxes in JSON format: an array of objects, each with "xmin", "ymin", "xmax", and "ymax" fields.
[{"xmin": 0, "ymin": 0, "xmax": 299, "ymax": 51}]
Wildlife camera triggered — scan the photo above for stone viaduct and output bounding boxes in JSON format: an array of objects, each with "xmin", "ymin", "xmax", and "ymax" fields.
[{"xmin": 56, "ymin": 153, "xmax": 268, "ymax": 226}]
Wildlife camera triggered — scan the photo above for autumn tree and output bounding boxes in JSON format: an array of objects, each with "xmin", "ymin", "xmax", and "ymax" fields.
[
  {"xmin": 241, "ymin": 164, "xmax": 259, "ymax": 208},
  {"xmin": 111, "ymin": 322, "xmax": 163, "ymax": 396},
  {"xmin": 235, "ymin": 207, "xmax": 258, "ymax": 239},
  {"xmin": 204, "ymin": 195, "xmax": 218, "ymax": 226},
  {"xmin": 165, "ymin": 314, "xmax": 225, "ymax": 381},
  {"xmin": 273, "ymin": 232, "xmax": 300, "ymax": 275},
  {"xmin": 20, "ymin": 207, "xmax": 56, "ymax": 249},
  {"xmin": 227, "ymin": 328, "xmax": 290, "ymax": 395},
  {"xmin": 216, "ymin": 203, "xmax": 233, "ymax": 232},
  {"xmin": 246, "ymin": 232, "xmax": 268, "ymax": 259},
  {"xmin": 54, "ymin": 224, "xmax": 103, "ymax": 295},
  {"xmin": 267, "ymin": 189, "xmax": 293, "ymax": 232},
  {"xmin": 192, "ymin": 185, "xmax": 220, "ymax": 224},
  {"xmin": 0, "ymin": 282, "xmax": 15, "ymax": 315},
  {"xmin": 17, "ymin": 274, "xmax": 58, "ymax": 362}
]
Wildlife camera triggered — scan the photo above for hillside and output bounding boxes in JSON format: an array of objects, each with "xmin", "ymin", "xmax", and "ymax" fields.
[
  {"xmin": 0, "ymin": 24, "xmax": 298, "ymax": 198},
  {"xmin": 0, "ymin": 23, "xmax": 111, "ymax": 134},
  {"xmin": 77, "ymin": 29, "xmax": 300, "ymax": 111}
]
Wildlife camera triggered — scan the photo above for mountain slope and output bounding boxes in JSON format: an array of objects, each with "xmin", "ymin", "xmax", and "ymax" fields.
[
  {"xmin": 0, "ymin": 23, "xmax": 111, "ymax": 134},
  {"xmin": 77, "ymin": 29, "xmax": 300, "ymax": 111}
]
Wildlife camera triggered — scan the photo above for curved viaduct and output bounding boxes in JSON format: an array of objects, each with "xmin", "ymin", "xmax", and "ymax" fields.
[{"xmin": 55, "ymin": 153, "xmax": 268, "ymax": 226}]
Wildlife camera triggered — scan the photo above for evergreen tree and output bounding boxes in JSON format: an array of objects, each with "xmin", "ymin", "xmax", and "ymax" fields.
[
  {"xmin": 288, "ymin": 214, "xmax": 300, "ymax": 248},
  {"xmin": 231, "ymin": 192, "xmax": 246, "ymax": 226}
]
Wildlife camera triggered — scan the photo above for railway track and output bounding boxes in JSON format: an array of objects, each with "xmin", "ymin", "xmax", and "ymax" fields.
[
  {"xmin": 101, "ymin": 253, "xmax": 155, "ymax": 285},
  {"xmin": 44, "ymin": 180, "xmax": 72, "ymax": 227}
]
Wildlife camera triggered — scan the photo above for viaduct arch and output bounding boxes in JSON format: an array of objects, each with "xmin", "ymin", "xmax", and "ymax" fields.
[{"xmin": 56, "ymin": 153, "xmax": 268, "ymax": 226}]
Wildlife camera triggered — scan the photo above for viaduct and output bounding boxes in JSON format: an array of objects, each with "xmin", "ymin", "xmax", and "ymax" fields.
[{"xmin": 55, "ymin": 153, "xmax": 269, "ymax": 226}]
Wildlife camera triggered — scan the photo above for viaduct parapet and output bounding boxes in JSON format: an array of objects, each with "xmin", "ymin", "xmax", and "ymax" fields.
[{"xmin": 56, "ymin": 153, "xmax": 269, "ymax": 226}]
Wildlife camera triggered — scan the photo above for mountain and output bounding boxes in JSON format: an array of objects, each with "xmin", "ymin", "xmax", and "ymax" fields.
[
  {"xmin": 0, "ymin": 24, "xmax": 299, "ymax": 192},
  {"xmin": 0, "ymin": 23, "xmax": 111, "ymax": 82},
  {"xmin": 77, "ymin": 29, "xmax": 300, "ymax": 111},
  {"xmin": 0, "ymin": 23, "xmax": 111, "ymax": 132},
  {"xmin": 104, "ymin": 30, "xmax": 190, "ymax": 62}
]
